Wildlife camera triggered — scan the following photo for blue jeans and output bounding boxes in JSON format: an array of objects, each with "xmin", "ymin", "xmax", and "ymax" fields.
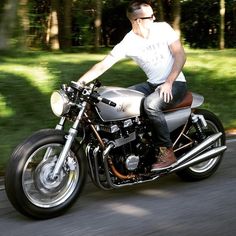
[{"xmin": 129, "ymin": 81, "xmax": 187, "ymax": 147}]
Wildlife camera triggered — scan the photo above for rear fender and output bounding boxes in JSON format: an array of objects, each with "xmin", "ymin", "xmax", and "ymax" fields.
[{"xmin": 191, "ymin": 93, "xmax": 204, "ymax": 108}]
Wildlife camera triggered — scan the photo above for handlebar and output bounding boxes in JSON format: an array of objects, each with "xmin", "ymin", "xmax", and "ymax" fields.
[
  {"xmin": 70, "ymin": 81, "xmax": 116, "ymax": 107},
  {"xmin": 70, "ymin": 81, "xmax": 84, "ymax": 91}
]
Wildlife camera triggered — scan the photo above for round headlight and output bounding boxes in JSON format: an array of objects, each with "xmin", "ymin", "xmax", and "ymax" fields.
[{"xmin": 50, "ymin": 90, "xmax": 71, "ymax": 117}]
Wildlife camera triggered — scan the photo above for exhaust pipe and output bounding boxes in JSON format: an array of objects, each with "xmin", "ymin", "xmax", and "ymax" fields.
[
  {"xmin": 170, "ymin": 132, "xmax": 226, "ymax": 172},
  {"xmin": 175, "ymin": 133, "xmax": 223, "ymax": 164},
  {"xmin": 170, "ymin": 145, "xmax": 227, "ymax": 172}
]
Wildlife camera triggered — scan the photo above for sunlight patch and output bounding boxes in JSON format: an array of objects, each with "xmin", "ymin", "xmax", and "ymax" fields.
[
  {"xmin": 106, "ymin": 203, "xmax": 150, "ymax": 217},
  {"xmin": 0, "ymin": 64, "xmax": 54, "ymax": 94},
  {"xmin": 138, "ymin": 189, "xmax": 173, "ymax": 198},
  {"xmin": 0, "ymin": 95, "xmax": 14, "ymax": 117}
]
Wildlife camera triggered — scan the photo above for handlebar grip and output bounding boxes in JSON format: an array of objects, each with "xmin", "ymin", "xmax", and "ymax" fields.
[
  {"xmin": 90, "ymin": 93, "xmax": 116, "ymax": 107},
  {"xmin": 101, "ymin": 98, "xmax": 116, "ymax": 107}
]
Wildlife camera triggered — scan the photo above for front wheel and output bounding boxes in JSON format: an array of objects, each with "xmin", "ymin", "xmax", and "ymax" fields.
[
  {"xmin": 176, "ymin": 109, "xmax": 226, "ymax": 181},
  {"xmin": 5, "ymin": 129, "xmax": 87, "ymax": 219}
]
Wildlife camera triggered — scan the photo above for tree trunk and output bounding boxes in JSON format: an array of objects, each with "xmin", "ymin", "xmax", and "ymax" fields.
[
  {"xmin": 47, "ymin": 0, "xmax": 60, "ymax": 50},
  {"xmin": 0, "ymin": 0, "xmax": 18, "ymax": 49},
  {"xmin": 170, "ymin": 0, "xmax": 181, "ymax": 38},
  {"xmin": 233, "ymin": 1, "xmax": 236, "ymax": 47},
  {"xmin": 219, "ymin": 0, "xmax": 225, "ymax": 49},
  {"xmin": 58, "ymin": 0, "xmax": 72, "ymax": 50},
  {"xmin": 18, "ymin": 0, "xmax": 29, "ymax": 48},
  {"xmin": 156, "ymin": 0, "xmax": 164, "ymax": 21},
  {"xmin": 94, "ymin": 0, "xmax": 102, "ymax": 50}
]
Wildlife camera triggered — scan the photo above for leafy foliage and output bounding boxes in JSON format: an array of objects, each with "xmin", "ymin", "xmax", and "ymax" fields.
[
  {"xmin": 181, "ymin": 0, "xmax": 236, "ymax": 48},
  {"xmin": 1, "ymin": 0, "xmax": 235, "ymax": 49}
]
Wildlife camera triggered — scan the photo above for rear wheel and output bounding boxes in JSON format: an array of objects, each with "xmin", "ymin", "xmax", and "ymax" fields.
[
  {"xmin": 5, "ymin": 129, "xmax": 87, "ymax": 219},
  {"xmin": 176, "ymin": 109, "xmax": 226, "ymax": 181}
]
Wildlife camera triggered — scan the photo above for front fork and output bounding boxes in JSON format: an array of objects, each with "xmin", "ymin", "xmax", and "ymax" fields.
[{"xmin": 50, "ymin": 101, "xmax": 87, "ymax": 180}]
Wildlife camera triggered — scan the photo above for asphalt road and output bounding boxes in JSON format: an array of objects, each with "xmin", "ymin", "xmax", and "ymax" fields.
[{"xmin": 0, "ymin": 138, "xmax": 235, "ymax": 236}]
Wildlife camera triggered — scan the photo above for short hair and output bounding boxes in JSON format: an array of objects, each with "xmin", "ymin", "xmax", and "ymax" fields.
[{"xmin": 126, "ymin": 0, "xmax": 152, "ymax": 20}]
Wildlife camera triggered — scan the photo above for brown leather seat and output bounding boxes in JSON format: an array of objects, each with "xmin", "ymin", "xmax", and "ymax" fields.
[{"xmin": 164, "ymin": 91, "xmax": 193, "ymax": 112}]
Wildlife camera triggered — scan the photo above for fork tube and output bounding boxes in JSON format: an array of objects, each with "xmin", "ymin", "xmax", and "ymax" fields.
[
  {"xmin": 51, "ymin": 101, "xmax": 87, "ymax": 179},
  {"xmin": 43, "ymin": 118, "xmax": 67, "ymax": 162},
  {"xmin": 55, "ymin": 117, "xmax": 66, "ymax": 130}
]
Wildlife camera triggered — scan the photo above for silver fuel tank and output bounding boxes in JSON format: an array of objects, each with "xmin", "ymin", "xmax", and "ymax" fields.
[{"xmin": 95, "ymin": 86, "xmax": 144, "ymax": 122}]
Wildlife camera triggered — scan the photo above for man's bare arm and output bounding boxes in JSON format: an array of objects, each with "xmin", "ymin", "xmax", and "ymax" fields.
[
  {"xmin": 159, "ymin": 39, "xmax": 186, "ymax": 103},
  {"xmin": 166, "ymin": 39, "xmax": 186, "ymax": 84},
  {"xmin": 78, "ymin": 54, "xmax": 119, "ymax": 85}
]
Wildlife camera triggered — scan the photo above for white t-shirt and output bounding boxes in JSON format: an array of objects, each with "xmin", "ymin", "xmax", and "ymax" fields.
[{"xmin": 110, "ymin": 22, "xmax": 186, "ymax": 84}]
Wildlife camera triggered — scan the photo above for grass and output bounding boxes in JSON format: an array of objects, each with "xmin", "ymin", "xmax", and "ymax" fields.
[
  {"xmin": 184, "ymin": 48, "xmax": 236, "ymax": 127},
  {"xmin": 0, "ymin": 48, "xmax": 235, "ymax": 173}
]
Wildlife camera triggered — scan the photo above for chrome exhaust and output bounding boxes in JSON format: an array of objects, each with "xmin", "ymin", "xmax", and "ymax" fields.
[
  {"xmin": 170, "ymin": 145, "xmax": 227, "ymax": 172},
  {"xmin": 174, "ymin": 132, "xmax": 223, "ymax": 166}
]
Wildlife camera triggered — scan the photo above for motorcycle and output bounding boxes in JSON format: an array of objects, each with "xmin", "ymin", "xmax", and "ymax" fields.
[{"xmin": 5, "ymin": 80, "xmax": 227, "ymax": 219}]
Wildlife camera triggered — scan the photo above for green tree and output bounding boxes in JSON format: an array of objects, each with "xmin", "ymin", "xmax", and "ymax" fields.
[
  {"xmin": 0, "ymin": 0, "xmax": 18, "ymax": 49},
  {"xmin": 29, "ymin": 0, "xmax": 72, "ymax": 50},
  {"xmin": 225, "ymin": 0, "xmax": 236, "ymax": 48},
  {"xmin": 0, "ymin": 0, "xmax": 234, "ymax": 50},
  {"xmin": 153, "ymin": 0, "xmax": 182, "ymax": 36},
  {"xmin": 181, "ymin": 0, "xmax": 220, "ymax": 48}
]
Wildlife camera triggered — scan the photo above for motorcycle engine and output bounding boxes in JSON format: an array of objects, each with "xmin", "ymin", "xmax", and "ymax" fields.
[{"xmin": 96, "ymin": 118, "xmax": 152, "ymax": 172}]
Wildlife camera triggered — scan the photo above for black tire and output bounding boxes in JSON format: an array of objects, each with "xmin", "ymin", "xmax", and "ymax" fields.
[
  {"xmin": 5, "ymin": 129, "xmax": 87, "ymax": 219},
  {"xmin": 176, "ymin": 109, "xmax": 226, "ymax": 181}
]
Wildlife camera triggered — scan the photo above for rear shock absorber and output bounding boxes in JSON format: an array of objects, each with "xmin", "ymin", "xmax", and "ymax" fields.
[{"xmin": 191, "ymin": 113, "xmax": 207, "ymax": 140}]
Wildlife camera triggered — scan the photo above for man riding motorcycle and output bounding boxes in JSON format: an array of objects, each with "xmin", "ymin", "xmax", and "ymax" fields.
[{"xmin": 77, "ymin": 0, "xmax": 187, "ymax": 170}]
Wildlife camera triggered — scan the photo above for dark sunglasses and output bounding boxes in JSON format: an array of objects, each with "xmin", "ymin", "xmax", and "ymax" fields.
[{"xmin": 135, "ymin": 14, "xmax": 155, "ymax": 21}]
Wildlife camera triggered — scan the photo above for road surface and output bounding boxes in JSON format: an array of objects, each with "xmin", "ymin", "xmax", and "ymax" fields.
[{"xmin": 0, "ymin": 138, "xmax": 235, "ymax": 236}]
